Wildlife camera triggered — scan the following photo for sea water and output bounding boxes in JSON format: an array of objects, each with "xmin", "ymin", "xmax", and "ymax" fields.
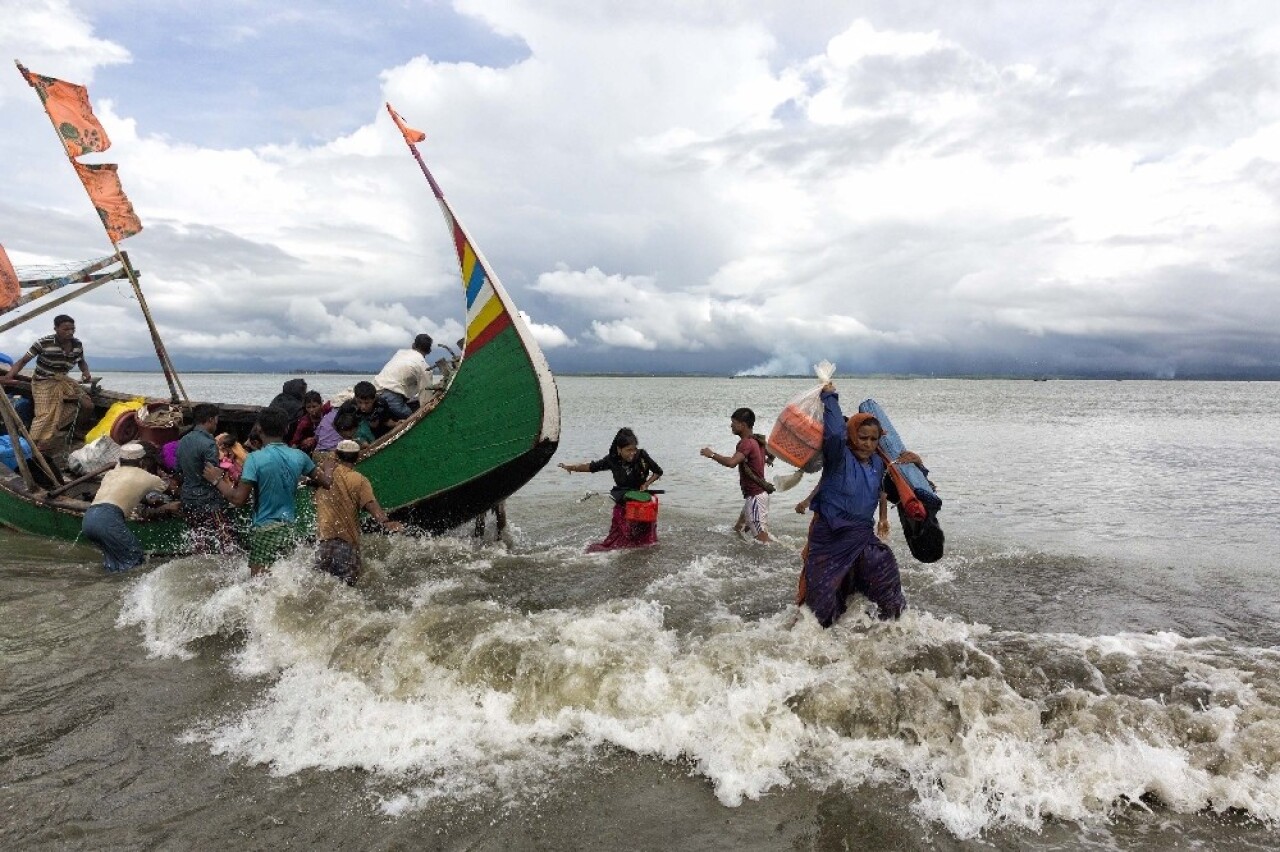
[{"xmin": 2, "ymin": 374, "xmax": 1279, "ymax": 849}]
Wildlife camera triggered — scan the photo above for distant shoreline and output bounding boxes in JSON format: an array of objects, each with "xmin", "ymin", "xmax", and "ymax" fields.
[{"xmin": 88, "ymin": 369, "xmax": 1280, "ymax": 382}]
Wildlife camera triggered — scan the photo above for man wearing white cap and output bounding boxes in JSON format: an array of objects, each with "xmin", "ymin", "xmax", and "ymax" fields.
[
  {"xmin": 313, "ymin": 438, "xmax": 402, "ymax": 584},
  {"xmin": 81, "ymin": 442, "xmax": 169, "ymax": 573}
]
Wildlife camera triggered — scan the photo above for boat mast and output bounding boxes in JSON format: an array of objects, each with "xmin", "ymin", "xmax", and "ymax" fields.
[
  {"xmin": 15, "ymin": 61, "xmax": 187, "ymax": 403},
  {"xmin": 113, "ymin": 244, "xmax": 187, "ymax": 403}
]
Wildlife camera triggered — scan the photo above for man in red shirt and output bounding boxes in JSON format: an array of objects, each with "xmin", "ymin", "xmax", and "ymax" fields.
[{"xmin": 700, "ymin": 407, "xmax": 774, "ymax": 543}]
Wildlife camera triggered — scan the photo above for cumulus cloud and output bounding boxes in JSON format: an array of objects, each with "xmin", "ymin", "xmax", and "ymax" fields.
[
  {"xmin": 517, "ymin": 310, "xmax": 573, "ymax": 349},
  {"xmin": 2, "ymin": 0, "xmax": 1279, "ymax": 377}
]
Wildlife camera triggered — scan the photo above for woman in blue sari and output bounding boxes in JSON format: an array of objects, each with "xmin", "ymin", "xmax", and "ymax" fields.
[{"xmin": 798, "ymin": 382, "xmax": 920, "ymax": 626}]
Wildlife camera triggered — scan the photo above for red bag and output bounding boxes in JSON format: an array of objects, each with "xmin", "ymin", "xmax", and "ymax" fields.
[{"xmin": 625, "ymin": 496, "xmax": 658, "ymax": 523}]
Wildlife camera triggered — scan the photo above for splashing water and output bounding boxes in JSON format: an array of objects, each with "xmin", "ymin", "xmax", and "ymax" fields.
[{"xmin": 117, "ymin": 537, "xmax": 1280, "ymax": 840}]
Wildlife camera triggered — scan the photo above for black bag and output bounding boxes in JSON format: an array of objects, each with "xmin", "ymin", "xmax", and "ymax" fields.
[
  {"xmin": 884, "ymin": 474, "xmax": 945, "ymax": 563},
  {"xmin": 897, "ymin": 503, "xmax": 945, "ymax": 563}
]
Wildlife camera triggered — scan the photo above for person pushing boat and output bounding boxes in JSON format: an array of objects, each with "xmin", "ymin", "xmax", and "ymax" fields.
[
  {"xmin": 203, "ymin": 407, "xmax": 332, "ymax": 576},
  {"xmin": 312, "ymin": 439, "xmax": 403, "ymax": 585},
  {"xmin": 80, "ymin": 441, "xmax": 172, "ymax": 573}
]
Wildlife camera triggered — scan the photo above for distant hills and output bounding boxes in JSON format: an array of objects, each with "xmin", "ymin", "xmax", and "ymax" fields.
[
  {"xmin": 81, "ymin": 352, "xmax": 1280, "ymax": 381},
  {"xmin": 91, "ymin": 354, "xmax": 381, "ymax": 374}
]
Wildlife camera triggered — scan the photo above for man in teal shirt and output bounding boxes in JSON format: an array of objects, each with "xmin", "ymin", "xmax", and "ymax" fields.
[{"xmin": 204, "ymin": 407, "xmax": 330, "ymax": 576}]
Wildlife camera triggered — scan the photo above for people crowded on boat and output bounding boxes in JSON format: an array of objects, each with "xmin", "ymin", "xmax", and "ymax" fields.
[
  {"xmin": 202, "ymin": 406, "xmax": 331, "ymax": 577},
  {"xmin": 80, "ymin": 441, "xmax": 172, "ymax": 573},
  {"xmin": 312, "ymin": 438, "xmax": 402, "ymax": 585},
  {"xmin": 374, "ymin": 333, "xmax": 437, "ymax": 421},
  {"xmin": 559, "ymin": 427, "xmax": 663, "ymax": 551},
  {"xmin": 313, "ymin": 408, "xmax": 363, "ymax": 457},
  {"xmin": 795, "ymin": 382, "xmax": 920, "ymax": 625},
  {"xmin": 700, "ymin": 407, "xmax": 775, "ymax": 544},
  {"xmin": 287, "ymin": 391, "xmax": 329, "ymax": 453},
  {"xmin": 2, "ymin": 314, "xmax": 93, "ymax": 456}
]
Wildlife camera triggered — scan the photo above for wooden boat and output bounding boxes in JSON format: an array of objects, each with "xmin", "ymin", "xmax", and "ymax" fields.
[{"xmin": 0, "ymin": 108, "xmax": 560, "ymax": 550}]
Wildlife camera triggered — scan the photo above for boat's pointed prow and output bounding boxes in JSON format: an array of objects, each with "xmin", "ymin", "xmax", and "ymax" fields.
[{"xmin": 352, "ymin": 108, "xmax": 560, "ymax": 530}]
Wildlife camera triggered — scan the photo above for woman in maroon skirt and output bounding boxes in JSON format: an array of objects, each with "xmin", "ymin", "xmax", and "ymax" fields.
[{"xmin": 559, "ymin": 427, "xmax": 663, "ymax": 551}]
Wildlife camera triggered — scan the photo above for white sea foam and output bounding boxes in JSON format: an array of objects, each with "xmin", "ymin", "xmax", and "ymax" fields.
[
  {"xmin": 121, "ymin": 542, "xmax": 1280, "ymax": 838},
  {"xmin": 117, "ymin": 553, "xmax": 255, "ymax": 659}
]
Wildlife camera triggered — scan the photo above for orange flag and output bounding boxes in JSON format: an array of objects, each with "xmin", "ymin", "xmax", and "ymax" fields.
[
  {"xmin": 387, "ymin": 103, "xmax": 426, "ymax": 144},
  {"xmin": 74, "ymin": 163, "xmax": 143, "ymax": 243},
  {"xmin": 0, "ymin": 243, "xmax": 20, "ymax": 311},
  {"xmin": 19, "ymin": 66, "xmax": 112, "ymax": 158}
]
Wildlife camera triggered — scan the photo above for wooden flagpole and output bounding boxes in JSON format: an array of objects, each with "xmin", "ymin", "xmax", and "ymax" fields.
[
  {"xmin": 15, "ymin": 60, "xmax": 188, "ymax": 404},
  {"xmin": 114, "ymin": 249, "xmax": 187, "ymax": 402}
]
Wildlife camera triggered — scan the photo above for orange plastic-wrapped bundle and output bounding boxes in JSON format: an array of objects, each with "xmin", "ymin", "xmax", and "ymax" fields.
[
  {"xmin": 768, "ymin": 405, "xmax": 824, "ymax": 471},
  {"xmin": 767, "ymin": 360, "xmax": 836, "ymax": 473}
]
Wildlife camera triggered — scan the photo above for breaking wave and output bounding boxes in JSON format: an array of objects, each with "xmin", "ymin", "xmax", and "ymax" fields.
[{"xmin": 117, "ymin": 539, "xmax": 1280, "ymax": 839}]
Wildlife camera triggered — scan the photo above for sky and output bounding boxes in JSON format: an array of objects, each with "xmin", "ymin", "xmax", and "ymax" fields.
[{"xmin": 2, "ymin": 0, "xmax": 1279, "ymax": 378}]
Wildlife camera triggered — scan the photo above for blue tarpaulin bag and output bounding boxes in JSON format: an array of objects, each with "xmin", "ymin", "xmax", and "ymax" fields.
[
  {"xmin": 9, "ymin": 394, "xmax": 32, "ymax": 424},
  {"xmin": 0, "ymin": 434, "xmax": 33, "ymax": 470}
]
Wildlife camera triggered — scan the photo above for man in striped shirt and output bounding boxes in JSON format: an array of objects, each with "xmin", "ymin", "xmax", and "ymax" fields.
[{"xmin": 2, "ymin": 314, "xmax": 92, "ymax": 453}]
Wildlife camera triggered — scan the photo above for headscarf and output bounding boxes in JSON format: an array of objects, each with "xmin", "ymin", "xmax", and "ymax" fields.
[
  {"xmin": 846, "ymin": 412, "xmax": 882, "ymax": 450},
  {"xmin": 268, "ymin": 378, "xmax": 308, "ymax": 423}
]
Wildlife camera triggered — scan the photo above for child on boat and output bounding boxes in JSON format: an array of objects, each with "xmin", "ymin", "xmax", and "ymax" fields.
[
  {"xmin": 559, "ymin": 427, "xmax": 663, "ymax": 552},
  {"xmin": 287, "ymin": 391, "xmax": 329, "ymax": 453},
  {"xmin": 323, "ymin": 382, "xmax": 390, "ymax": 446},
  {"xmin": 313, "ymin": 410, "xmax": 360, "ymax": 458},
  {"xmin": 215, "ymin": 432, "xmax": 245, "ymax": 484},
  {"xmin": 700, "ymin": 407, "xmax": 774, "ymax": 543}
]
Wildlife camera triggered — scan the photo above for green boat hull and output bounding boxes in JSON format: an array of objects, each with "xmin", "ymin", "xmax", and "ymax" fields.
[{"xmin": 0, "ymin": 321, "xmax": 557, "ymax": 547}]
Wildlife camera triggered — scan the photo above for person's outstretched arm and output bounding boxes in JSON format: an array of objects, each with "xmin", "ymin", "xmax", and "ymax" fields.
[
  {"xmin": 819, "ymin": 383, "xmax": 847, "ymax": 469},
  {"xmin": 795, "ymin": 483, "xmax": 820, "ymax": 514},
  {"xmin": 700, "ymin": 446, "xmax": 745, "ymax": 467},
  {"xmin": 362, "ymin": 496, "xmax": 404, "ymax": 532},
  {"xmin": 2, "ymin": 351, "xmax": 33, "ymax": 381},
  {"xmin": 204, "ymin": 462, "xmax": 253, "ymax": 507}
]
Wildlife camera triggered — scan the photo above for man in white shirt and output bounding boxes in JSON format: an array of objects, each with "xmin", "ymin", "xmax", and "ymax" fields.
[
  {"xmin": 373, "ymin": 333, "xmax": 437, "ymax": 420},
  {"xmin": 81, "ymin": 442, "xmax": 170, "ymax": 573}
]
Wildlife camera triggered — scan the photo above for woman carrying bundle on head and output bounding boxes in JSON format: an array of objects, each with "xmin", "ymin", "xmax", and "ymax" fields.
[{"xmin": 559, "ymin": 427, "xmax": 663, "ymax": 552}]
